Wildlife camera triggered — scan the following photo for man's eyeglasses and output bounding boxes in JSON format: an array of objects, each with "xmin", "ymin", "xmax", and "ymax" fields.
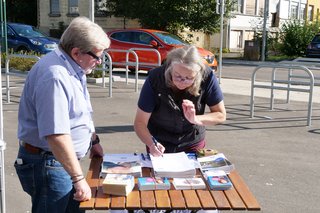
[
  {"xmin": 86, "ymin": 51, "xmax": 104, "ymax": 62},
  {"xmin": 172, "ymin": 73, "xmax": 196, "ymax": 84}
]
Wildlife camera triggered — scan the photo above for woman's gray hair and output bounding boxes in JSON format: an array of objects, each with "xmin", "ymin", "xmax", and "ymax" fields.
[
  {"xmin": 59, "ymin": 16, "xmax": 110, "ymax": 54},
  {"xmin": 165, "ymin": 45, "xmax": 206, "ymax": 96}
]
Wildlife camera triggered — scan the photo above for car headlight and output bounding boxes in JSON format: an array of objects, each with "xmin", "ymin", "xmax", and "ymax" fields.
[
  {"xmin": 30, "ymin": 39, "xmax": 42, "ymax": 46},
  {"xmin": 44, "ymin": 43, "xmax": 58, "ymax": 50},
  {"xmin": 203, "ymin": 55, "xmax": 214, "ymax": 64}
]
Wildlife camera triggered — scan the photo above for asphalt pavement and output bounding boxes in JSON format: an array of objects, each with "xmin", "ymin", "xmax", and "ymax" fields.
[{"xmin": 2, "ymin": 62, "xmax": 320, "ymax": 213}]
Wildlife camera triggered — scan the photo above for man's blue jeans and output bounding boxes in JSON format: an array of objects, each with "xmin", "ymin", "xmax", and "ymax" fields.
[{"xmin": 14, "ymin": 145, "xmax": 84, "ymax": 213}]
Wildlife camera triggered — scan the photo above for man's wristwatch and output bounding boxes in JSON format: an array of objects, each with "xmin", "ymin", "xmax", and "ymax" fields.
[{"xmin": 91, "ymin": 135, "xmax": 100, "ymax": 145}]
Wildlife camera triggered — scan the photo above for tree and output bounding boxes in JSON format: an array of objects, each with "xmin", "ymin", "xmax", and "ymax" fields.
[
  {"xmin": 280, "ymin": 20, "xmax": 320, "ymax": 57},
  {"xmin": 105, "ymin": 0, "xmax": 234, "ymax": 34},
  {"xmin": 6, "ymin": 0, "xmax": 37, "ymax": 26}
]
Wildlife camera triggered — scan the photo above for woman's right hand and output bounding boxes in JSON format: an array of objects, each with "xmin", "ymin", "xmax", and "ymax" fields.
[{"xmin": 149, "ymin": 142, "xmax": 165, "ymax": 157}]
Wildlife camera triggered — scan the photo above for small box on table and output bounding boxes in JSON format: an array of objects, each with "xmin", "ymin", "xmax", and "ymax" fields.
[{"xmin": 102, "ymin": 174, "xmax": 135, "ymax": 196}]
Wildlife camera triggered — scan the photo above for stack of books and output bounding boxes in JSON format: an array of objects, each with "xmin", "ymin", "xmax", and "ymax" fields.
[
  {"xmin": 137, "ymin": 177, "xmax": 171, "ymax": 190},
  {"xmin": 102, "ymin": 174, "xmax": 135, "ymax": 196},
  {"xmin": 150, "ymin": 152, "xmax": 196, "ymax": 178},
  {"xmin": 197, "ymin": 153, "xmax": 235, "ymax": 174},
  {"xmin": 101, "ymin": 153, "xmax": 142, "ymax": 177},
  {"xmin": 204, "ymin": 170, "xmax": 233, "ymax": 190},
  {"xmin": 172, "ymin": 177, "xmax": 206, "ymax": 190}
]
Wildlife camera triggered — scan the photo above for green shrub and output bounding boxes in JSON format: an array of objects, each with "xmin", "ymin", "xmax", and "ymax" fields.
[
  {"xmin": 1, "ymin": 51, "xmax": 40, "ymax": 71},
  {"xmin": 88, "ymin": 70, "xmax": 104, "ymax": 78},
  {"xmin": 280, "ymin": 20, "xmax": 320, "ymax": 56}
]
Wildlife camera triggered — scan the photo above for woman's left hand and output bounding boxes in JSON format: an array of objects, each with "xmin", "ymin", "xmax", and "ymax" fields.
[{"xmin": 182, "ymin": 99, "xmax": 201, "ymax": 125}]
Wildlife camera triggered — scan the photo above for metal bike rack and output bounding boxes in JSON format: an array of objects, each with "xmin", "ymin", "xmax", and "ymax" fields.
[
  {"xmin": 128, "ymin": 48, "xmax": 161, "ymax": 92},
  {"xmin": 5, "ymin": 54, "xmax": 40, "ymax": 103},
  {"xmin": 250, "ymin": 64, "xmax": 314, "ymax": 126},
  {"xmin": 105, "ymin": 48, "xmax": 161, "ymax": 93}
]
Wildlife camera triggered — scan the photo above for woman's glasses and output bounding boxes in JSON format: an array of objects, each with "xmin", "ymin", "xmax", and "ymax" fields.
[
  {"xmin": 86, "ymin": 51, "xmax": 104, "ymax": 62},
  {"xmin": 172, "ymin": 72, "xmax": 196, "ymax": 84}
]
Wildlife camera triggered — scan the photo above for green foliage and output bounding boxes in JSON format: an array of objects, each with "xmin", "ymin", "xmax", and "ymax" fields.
[
  {"xmin": 7, "ymin": 0, "xmax": 37, "ymax": 26},
  {"xmin": 279, "ymin": 20, "xmax": 320, "ymax": 56},
  {"xmin": 88, "ymin": 70, "xmax": 104, "ymax": 78},
  {"xmin": 1, "ymin": 51, "xmax": 40, "ymax": 71},
  {"xmin": 106, "ymin": 0, "xmax": 235, "ymax": 34}
]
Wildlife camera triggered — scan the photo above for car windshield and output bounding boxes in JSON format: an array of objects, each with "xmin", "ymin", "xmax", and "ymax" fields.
[
  {"xmin": 10, "ymin": 24, "xmax": 46, "ymax": 38},
  {"xmin": 154, "ymin": 32, "xmax": 188, "ymax": 45}
]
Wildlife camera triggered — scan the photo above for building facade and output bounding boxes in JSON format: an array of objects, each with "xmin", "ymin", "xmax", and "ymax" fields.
[{"xmin": 38, "ymin": 0, "xmax": 320, "ymax": 52}]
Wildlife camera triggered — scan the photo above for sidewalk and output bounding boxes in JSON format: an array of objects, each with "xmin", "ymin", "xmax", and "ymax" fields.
[{"xmin": 2, "ymin": 74, "xmax": 320, "ymax": 213}]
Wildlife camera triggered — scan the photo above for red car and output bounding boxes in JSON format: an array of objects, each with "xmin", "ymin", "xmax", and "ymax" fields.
[{"xmin": 106, "ymin": 29, "xmax": 217, "ymax": 72}]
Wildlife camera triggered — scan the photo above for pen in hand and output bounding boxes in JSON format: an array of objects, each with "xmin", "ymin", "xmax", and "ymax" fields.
[{"xmin": 152, "ymin": 136, "xmax": 163, "ymax": 156}]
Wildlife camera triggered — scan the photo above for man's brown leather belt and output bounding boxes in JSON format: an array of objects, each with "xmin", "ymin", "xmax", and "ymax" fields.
[{"xmin": 20, "ymin": 141, "xmax": 51, "ymax": 155}]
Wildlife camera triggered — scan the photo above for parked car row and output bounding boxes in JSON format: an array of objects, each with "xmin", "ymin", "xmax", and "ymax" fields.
[
  {"xmin": 107, "ymin": 29, "xmax": 218, "ymax": 72},
  {"xmin": 1, "ymin": 22, "xmax": 59, "ymax": 54},
  {"xmin": 2, "ymin": 23, "xmax": 218, "ymax": 71}
]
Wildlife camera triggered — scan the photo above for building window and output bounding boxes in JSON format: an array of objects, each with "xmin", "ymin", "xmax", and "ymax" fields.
[
  {"xmin": 95, "ymin": 0, "xmax": 108, "ymax": 16},
  {"xmin": 232, "ymin": 0, "xmax": 243, "ymax": 14},
  {"xmin": 290, "ymin": 4, "xmax": 298, "ymax": 19},
  {"xmin": 271, "ymin": 12, "xmax": 279, "ymax": 27},
  {"xmin": 49, "ymin": 0, "xmax": 60, "ymax": 16},
  {"xmin": 308, "ymin": 6, "xmax": 314, "ymax": 22},
  {"xmin": 300, "ymin": 5, "xmax": 306, "ymax": 20},
  {"xmin": 68, "ymin": 0, "xmax": 79, "ymax": 15}
]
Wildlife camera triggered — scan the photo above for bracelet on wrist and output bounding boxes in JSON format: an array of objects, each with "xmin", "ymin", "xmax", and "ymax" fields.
[
  {"xmin": 70, "ymin": 174, "xmax": 84, "ymax": 181},
  {"xmin": 91, "ymin": 134, "xmax": 100, "ymax": 145},
  {"xmin": 72, "ymin": 177, "xmax": 85, "ymax": 184}
]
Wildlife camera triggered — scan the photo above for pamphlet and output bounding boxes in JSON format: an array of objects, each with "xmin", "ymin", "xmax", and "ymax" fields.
[
  {"xmin": 172, "ymin": 177, "xmax": 206, "ymax": 190},
  {"xmin": 138, "ymin": 177, "xmax": 171, "ymax": 190},
  {"xmin": 204, "ymin": 170, "xmax": 233, "ymax": 190},
  {"xmin": 101, "ymin": 153, "xmax": 142, "ymax": 177},
  {"xmin": 150, "ymin": 152, "xmax": 196, "ymax": 178},
  {"xmin": 197, "ymin": 153, "xmax": 235, "ymax": 174}
]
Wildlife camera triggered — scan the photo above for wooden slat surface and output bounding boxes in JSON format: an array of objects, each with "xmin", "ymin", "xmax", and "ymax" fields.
[
  {"xmin": 224, "ymin": 188, "xmax": 246, "ymax": 210},
  {"xmin": 183, "ymin": 190, "xmax": 201, "ymax": 209},
  {"xmin": 210, "ymin": 190, "xmax": 231, "ymax": 210},
  {"xmin": 196, "ymin": 190, "xmax": 217, "ymax": 209},
  {"xmin": 140, "ymin": 191, "xmax": 156, "ymax": 209},
  {"xmin": 168, "ymin": 190, "xmax": 186, "ymax": 209},
  {"xmin": 80, "ymin": 156, "xmax": 261, "ymax": 211},
  {"xmin": 95, "ymin": 185, "xmax": 111, "ymax": 209},
  {"xmin": 229, "ymin": 171, "xmax": 261, "ymax": 210},
  {"xmin": 155, "ymin": 190, "xmax": 171, "ymax": 209},
  {"xmin": 126, "ymin": 182, "xmax": 141, "ymax": 209},
  {"xmin": 79, "ymin": 157, "xmax": 102, "ymax": 210}
]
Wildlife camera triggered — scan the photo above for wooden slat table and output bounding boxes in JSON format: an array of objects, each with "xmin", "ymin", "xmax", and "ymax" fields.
[{"xmin": 80, "ymin": 156, "xmax": 261, "ymax": 211}]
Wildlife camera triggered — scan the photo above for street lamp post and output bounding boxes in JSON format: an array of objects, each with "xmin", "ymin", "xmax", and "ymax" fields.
[
  {"xmin": 216, "ymin": 0, "xmax": 225, "ymax": 84},
  {"xmin": 261, "ymin": 0, "xmax": 269, "ymax": 61}
]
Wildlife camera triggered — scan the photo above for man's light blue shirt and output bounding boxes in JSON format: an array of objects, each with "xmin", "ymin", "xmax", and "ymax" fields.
[{"xmin": 18, "ymin": 48, "xmax": 93, "ymax": 158}]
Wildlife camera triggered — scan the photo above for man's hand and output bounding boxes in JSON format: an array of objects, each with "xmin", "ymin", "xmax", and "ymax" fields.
[
  {"xmin": 90, "ymin": 143, "xmax": 103, "ymax": 158},
  {"xmin": 73, "ymin": 179, "xmax": 92, "ymax": 201}
]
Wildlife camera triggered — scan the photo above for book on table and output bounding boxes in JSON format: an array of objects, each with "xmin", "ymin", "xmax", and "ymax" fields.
[
  {"xmin": 138, "ymin": 177, "xmax": 171, "ymax": 190},
  {"xmin": 101, "ymin": 153, "xmax": 142, "ymax": 177},
  {"xmin": 204, "ymin": 170, "xmax": 233, "ymax": 190},
  {"xmin": 197, "ymin": 153, "xmax": 235, "ymax": 174},
  {"xmin": 172, "ymin": 177, "xmax": 206, "ymax": 190},
  {"xmin": 150, "ymin": 152, "xmax": 196, "ymax": 178},
  {"xmin": 102, "ymin": 174, "xmax": 135, "ymax": 196}
]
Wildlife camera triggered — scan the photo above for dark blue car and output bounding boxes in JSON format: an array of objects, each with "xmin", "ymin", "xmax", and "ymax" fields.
[
  {"xmin": 2, "ymin": 22, "xmax": 59, "ymax": 54},
  {"xmin": 306, "ymin": 34, "xmax": 320, "ymax": 58}
]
